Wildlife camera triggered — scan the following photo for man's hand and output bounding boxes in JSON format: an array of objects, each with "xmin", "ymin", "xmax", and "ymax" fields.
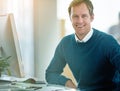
[{"xmin": 65, "ymin": 80, "xmax": 77, "ymax": 89}]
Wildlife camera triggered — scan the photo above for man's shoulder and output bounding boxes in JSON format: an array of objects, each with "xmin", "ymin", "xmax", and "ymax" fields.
[
  {"xmin": 93, "ymin": 28, "xmax": 110, "ymax": 36},
  {"xmin": 93, "ymin": 28, "xmax": 116, "ymax": 42},
  {"xmin": 62, "ymin": 33, "xmax": 74, "ymax": 40},
  {"xmin": 59, "ymin": 34, "xmax": 75, "ymax": 45}
]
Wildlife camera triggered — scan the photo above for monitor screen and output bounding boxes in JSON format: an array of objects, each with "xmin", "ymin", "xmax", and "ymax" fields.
[{"xmin": 0, "ymin": 14, "xmax": 24, "ymax": 78}]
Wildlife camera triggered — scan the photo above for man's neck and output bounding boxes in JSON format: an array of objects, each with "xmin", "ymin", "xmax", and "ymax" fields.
[{"xmin": 75, "ymin": 29, "xmax": 93, "ymax": 43}]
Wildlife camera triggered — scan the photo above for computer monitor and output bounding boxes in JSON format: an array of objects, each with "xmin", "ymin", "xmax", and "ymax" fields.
[{"xmin": 0, "ymin": 14, "xmax": 24, "ymax": 77}]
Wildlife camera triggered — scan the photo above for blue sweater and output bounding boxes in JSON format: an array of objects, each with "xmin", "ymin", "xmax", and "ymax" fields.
[{"xmin": 46, "ymin": 29, "xmax": 120, "ymax": 90}]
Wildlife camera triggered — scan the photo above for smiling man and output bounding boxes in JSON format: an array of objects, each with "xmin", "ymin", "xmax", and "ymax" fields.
[{"xmin": 46, "ymin": 0, "xmax": 120, "ymax": 91}]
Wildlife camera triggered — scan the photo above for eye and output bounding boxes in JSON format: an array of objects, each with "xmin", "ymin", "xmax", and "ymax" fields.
[
  {"xmin": 72, "ymin": 15, "xmax": 78, "ymax": 19},
  {"xmin": 82, "ymin": 14, "xmax": 88, "ymax": 18}
]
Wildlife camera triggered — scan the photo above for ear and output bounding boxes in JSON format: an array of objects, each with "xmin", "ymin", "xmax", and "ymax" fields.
[
  {"xmin": 90, "ymin": 14, "xmax": 94, "ymax": 22},
  {"xmin": 69, "ymin": 15, "xmax": 72, "ymax": 21}
]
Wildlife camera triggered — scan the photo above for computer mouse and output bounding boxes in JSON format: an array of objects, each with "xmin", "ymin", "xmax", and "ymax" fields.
[{"xmin": 23, "ymin": 78, "xmax": 36, "ymax": 84}]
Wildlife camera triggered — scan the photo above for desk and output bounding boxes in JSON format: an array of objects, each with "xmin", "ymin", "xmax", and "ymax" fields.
[
  {"xmin": 0, "ymin": 75, "xmax": 79, "ymax": 91},
  {"xmin": 0, "ymin": 82, "xmax": 78, "ymax": 91}
]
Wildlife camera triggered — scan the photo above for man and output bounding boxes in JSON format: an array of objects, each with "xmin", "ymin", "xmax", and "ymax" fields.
[
  {"xmin": 46, "ymin": 0, "xmax": 120, "ymax": 90},
  {"xmin": 108, "ymin": 12, "xmax": 120, "ymax": 44}
]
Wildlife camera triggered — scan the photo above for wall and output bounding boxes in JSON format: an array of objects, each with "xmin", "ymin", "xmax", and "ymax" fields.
[{"xmin": 34, "ymin": 0, "xmax": 59, "ymax": 81}]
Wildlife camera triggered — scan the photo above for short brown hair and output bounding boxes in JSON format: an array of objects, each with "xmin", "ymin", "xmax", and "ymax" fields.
[{"xmin": 68, "ymin": 0, "xmax": 94, "ymax": 16}]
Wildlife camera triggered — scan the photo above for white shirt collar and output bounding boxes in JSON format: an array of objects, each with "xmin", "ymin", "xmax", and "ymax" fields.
[{"xmin": 75, "ymin": 28, "xmax": 93, "ymax": 43}]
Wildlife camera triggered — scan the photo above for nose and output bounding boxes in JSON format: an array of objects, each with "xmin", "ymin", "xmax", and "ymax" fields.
[{"xmin": 77, "ymin": 17, "xmax": 83, "ymax": 23}]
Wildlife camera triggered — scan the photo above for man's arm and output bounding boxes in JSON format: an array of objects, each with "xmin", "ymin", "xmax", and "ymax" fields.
[{"xmin": 65, "ymin": 80, "xmax": 77, "ymax": 89}]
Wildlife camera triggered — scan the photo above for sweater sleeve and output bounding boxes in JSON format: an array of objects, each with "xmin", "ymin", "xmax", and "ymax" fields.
[
  {"xmin": 45, "ymin": 40, "xmax": 70, "ymax": 86},
  {"xmin": 106, "ymin": 37, "xmax": 120, "ymax": 72},
  {"xmin": 102, "ymin": 35, "xmax": 120, "ymax": 84}
]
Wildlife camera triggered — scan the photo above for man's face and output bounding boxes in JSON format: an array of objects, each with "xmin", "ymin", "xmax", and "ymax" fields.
[{"xmin": 70, "ymin": 3, "xmax": 94, "ymax": 39}]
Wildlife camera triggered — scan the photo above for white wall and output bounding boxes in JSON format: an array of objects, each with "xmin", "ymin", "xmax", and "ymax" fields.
[
  {"xmin": 92, "ymin": 0, "xmax": 120, "ymax": 32},
  {"xmin": 34, "ymin": 0, "xmax": 59, "ymax": 81},
  {"xmin": 0, "ymin": 0, "xmax": 34, "ymax": 77}
]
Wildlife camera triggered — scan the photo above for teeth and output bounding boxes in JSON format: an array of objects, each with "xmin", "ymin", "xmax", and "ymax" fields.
[
  {"xmin": 76, "ymin": 25, "xmax": 83, "ymax": 27},
  {"xmin": 78, "ymin": 26, "xmax": 82, "ymax": 28},
  {"xmin": 76, "ymin": 24, "xmax": 84, "ymax": 29}
]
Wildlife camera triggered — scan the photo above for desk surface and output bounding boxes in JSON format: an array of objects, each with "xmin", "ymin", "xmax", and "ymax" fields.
[
  {"xmin": 0, "ymin": 75, "xmax": 79, "ymax": 91},
  {"xmin": 0, "ymin": 82, "xmax": 78, "ymax": 91}
]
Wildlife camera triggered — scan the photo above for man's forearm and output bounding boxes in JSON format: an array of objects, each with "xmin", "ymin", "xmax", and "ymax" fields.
[{"xmin": 65, "ymin": 80, "xmax": 77, "ymax": 89}]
